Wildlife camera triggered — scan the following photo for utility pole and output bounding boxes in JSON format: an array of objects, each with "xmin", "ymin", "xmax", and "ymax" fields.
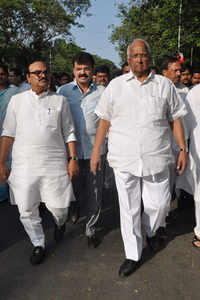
[{"xmin": 178, "ymin": 0, "xmax": 183, "ymax": 52}]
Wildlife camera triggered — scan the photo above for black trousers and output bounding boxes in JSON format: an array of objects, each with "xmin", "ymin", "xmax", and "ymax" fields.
[{"xmin": 72, "ymin": 157, "xmax": 104, "ymax": 237}]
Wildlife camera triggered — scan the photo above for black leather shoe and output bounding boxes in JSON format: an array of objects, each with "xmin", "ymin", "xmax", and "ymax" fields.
[
  {"xmin": 146, "ymin": 234, "xmax": 162, "ymax": 252},
  {"xmin": 54, "ymin": 223, "xmax": 66, "ymax": 242},
  {"xmin": 157, "ymin": 227, "xmax": 168, "ymax": 242},
  {"xmin": 119, "ymin": 259, "xmax": 140, "ymax": 277},
  {"xmin": 69, "ymin": 204, "xmax": 79, "ymax": 224},
  {"xmin": 87, "ymin": 234, "xmax": 101, "ymax": 248},
  {"xmin": 30, "ymin": 246, "xmax": 46, "ymax": 265}
]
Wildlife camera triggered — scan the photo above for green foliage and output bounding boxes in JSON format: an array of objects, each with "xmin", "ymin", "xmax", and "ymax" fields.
[
  {"xmin": 110, "ymin": 0, "xmax": 200, "ymax": 66},
  {"xmin": 0, "ymin": 0, "xmax": 91, "ymax": 68},
  {"xmin": 50, "ymin": 40, "xmax": 84, "ymax": 74},
  {"xmin": 48, "ymin": 39, "xmax": 118, "ymax": 78}
]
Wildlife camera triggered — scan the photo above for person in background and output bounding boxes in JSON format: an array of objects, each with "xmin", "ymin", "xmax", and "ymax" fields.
[
  {"xmin": 180, "ymin": 64, "xmax": 192, "ymax": 88},
  {"xmin": 177, "ymin": 84, "xmax": 200, "ymax": 248},
  {"xmin": 161, "ymin": 56, "xmax": 190, "ymax": 212},
  {"xmin": 94, "ymin": 65, "xmax": 110, "ymax": 87},
  {"xmin": 58, "ymin": 72, "xmax": 71, "ymax": 87},
  {"xmin": 191, "ymin": 67, "xmax": 200, "ymax": 86},
  {"xmin": 9, "ymin": 68, "xmax": 30, "ymax": 93},
  {"xmin": 150, "ymin": 66, "xmax": 158, "ymax": 74},
  {"xmin": 0, "ymin": 64, "xmax": 18, "ymax": 202},
  {"xmin": 121, "ymin": 62, "xmax": 130, "ymax": 74}
]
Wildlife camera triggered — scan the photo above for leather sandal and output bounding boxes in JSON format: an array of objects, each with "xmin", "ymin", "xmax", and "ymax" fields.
[{"xmin": 192, "ymin": 235, "xmax": 200, "ymax": 248}]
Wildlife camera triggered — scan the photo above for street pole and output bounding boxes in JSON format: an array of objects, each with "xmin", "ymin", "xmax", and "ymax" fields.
[{"xmin": 178, "ymin": 0, "xmax": 183, "ymax": 52}]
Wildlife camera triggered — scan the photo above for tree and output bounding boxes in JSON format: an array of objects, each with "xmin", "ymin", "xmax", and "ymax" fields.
[
  {"xmin": 110, "ymin": 0, "xmax": 200, "ymax": 67},
  {"xmin": 48, "ymin": 39, "xmax": 118, "ymax": 77},
  {"xmin": 0, "ymin": 0, "xmax": 91, "ymax": 68},
  {"xmin": 50, "ymin": 40, "xmax": 84, "ymax": 73}
]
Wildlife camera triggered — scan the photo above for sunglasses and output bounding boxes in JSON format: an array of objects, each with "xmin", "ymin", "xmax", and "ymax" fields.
[{"xmin": 29, "ymin": 70, "xmax": 49, "ymax": 77}]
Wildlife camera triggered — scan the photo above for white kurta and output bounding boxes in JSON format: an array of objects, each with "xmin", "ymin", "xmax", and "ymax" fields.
[
  {"xmin": 95, "ymin": 72, "xmax": 187, "ymax": 260},
  {"xmin": 2, "ymin": 89, "xmax": 76, "ymax": 208},
  {"xmin": 95, "ymin": 72, "xmax": 187, "ymax": 176},
  {"xmin": 176, "ymin": 84, "xmax": 200, "ymax": 200}
]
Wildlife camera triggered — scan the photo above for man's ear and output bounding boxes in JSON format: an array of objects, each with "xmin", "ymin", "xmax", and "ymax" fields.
[{"xmin": 26, "ymin": 73, "xmax": 30, "ymax": 83}]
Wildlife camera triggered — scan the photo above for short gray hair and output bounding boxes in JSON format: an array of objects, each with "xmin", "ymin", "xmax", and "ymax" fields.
[{"xmin": 127, "ymin": 39, "xmax": 151, "ymax": 57}]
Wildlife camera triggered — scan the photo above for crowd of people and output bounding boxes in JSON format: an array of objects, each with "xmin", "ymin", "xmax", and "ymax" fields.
[{"xmin": 0, "ymin": 38, "xmax": 200, "ymax": 278}]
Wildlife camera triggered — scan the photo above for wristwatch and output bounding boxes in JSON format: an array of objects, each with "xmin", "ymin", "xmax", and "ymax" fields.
[
  {"xmin": 179, "ymin": 148, "xmax": 186, "ymax": 152},
  {"xmin": 68, "ymin": 156, "xmax": 78, "ymax": 161}
]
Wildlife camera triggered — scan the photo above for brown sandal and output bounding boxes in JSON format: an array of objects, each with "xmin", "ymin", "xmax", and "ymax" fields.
[{"xmin": 192, "ymin": 235, "xmax": 200, "ymax": 248}]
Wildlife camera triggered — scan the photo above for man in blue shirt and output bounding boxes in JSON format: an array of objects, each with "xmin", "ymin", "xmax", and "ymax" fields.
[{"xmin": 58, "ymin": 52, "xmax": 105, "ymax": 247}]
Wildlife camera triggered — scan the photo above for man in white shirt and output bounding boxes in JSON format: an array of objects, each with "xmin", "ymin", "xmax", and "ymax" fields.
[
  {"xmin": 178, "ymin": 84, "xmax": 200, "ymax": 248},
  {"xmin": 161, "ymin": 56, "xmax": 191, "ymax": 211},
  {"xmin": 0, "ymin": 61, "xmax": 79, "ymax": 265},
  {"xmin": 90, "ymin": 39, "xmax": 187, "ymax": 277}
]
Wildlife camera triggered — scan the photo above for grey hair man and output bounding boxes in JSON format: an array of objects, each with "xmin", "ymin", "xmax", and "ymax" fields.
[{"xmin": 90, "ymin": 39, "xmax": 187, "ymax": 277}]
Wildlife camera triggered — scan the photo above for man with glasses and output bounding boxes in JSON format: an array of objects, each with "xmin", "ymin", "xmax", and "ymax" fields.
[{"xmin": 0, "ymin": 61, "xmax": 79, "ymax": 265}]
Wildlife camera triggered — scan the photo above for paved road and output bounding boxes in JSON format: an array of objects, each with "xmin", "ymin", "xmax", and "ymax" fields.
[{"xmin": 0, "ymin": 190, "xmax": 199, "ymax": 300}]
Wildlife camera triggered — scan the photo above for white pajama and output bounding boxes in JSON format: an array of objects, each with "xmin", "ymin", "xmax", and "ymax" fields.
[
  {"xmin": 114, "ymin": 169, "xmax": 171, "ymax": 261},
  {"xmin": 2, "ymin": 90, "xmax": 76, "ymax": 247},
  {"xmin": 8, "ymin": 173, "xmax": 71, "ymax": 247},
  {"xmin": 194, "ymin": 201, "xmax": 200, "ymax": 237},
  {"xmin": 95, "ymin": 72, "xmax": 187, "ymax": 261}
]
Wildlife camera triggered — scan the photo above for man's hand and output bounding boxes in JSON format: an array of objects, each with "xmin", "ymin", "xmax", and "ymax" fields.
[
  {"xmin": 176, "ymin": 151, "xmax": 188, "ymax": 175},
  {"xmin": 0, "ymin": 163, "xmax": 9, "ymax": 184},
  {"xmin": 67, "ymin": 160, "xmax": 79, "ymax": 180},
  {"xmin": 90, "ymin": 152, "xmax": 101, "ymax": 175}
]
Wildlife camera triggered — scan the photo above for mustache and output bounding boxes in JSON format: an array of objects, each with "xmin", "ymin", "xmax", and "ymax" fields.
[
  {"xmin": 39, "ymin": 78, "xmax": 48, "ymax": 82},
  {"xmin": 78, "ymin": 74, "xmax": 88, "ymax": 78}
]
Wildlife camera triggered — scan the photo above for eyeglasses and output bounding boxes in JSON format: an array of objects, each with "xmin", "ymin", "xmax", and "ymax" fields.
[{"xmin": 29, "ymin": 70, "xmax": 49, "ymax": 77}]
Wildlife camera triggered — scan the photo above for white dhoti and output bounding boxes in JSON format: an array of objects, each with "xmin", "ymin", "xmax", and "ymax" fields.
[
  {"xmin": 8, "ymin": 173, "xmax": 74, "ymax": 247},
  {"xmin": 114, "ymin": 169, "xmax": 171, "ymax": 261}
]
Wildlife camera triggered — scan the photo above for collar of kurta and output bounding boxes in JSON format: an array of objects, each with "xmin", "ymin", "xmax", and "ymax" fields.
[
  {"xmin": 126, "ymin": 70, "xmax": 154, "ymax": 85},
  {"xmin": 30, "ymin": 89, "xmax": 49, "ymax": 99}
]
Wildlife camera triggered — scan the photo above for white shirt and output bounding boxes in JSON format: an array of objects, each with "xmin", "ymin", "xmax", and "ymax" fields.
[
  {"xmin": 176, "ymin": 84, "xmax": 200, "ymax": 200},
  {"xmin": 171, "ymin": 82, "xmax": 190, "ymax": 152},
  {"xmin": 175, "ymin": 82, "xmax": 189, "ymax": 99},
  {"xmin": 95, "ymin": 72, "xmax": 187, "ymax": 176},
  {"xmin": 2, "ymin": 89, "xmax": 76, "ymax": 176}
]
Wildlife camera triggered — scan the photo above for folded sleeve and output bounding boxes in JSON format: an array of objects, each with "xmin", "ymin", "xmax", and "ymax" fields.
[
  {"xmin": 167, "ymin": 83, "xmax": 188, "ymax": 121},
  {"xmin": 95, "ymin": 84, "xmax": 113, "ymax": 121},
  {"xmin": 61, "ymin": 96, "xmax": 76, "ymax": 143},
  {"xmin": 1, "ymin": 97, "xmax": 16, "ymax": 138}
]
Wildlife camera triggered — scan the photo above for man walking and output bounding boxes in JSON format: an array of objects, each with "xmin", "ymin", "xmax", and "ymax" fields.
[
  {"xmin": 58, "ymin": 52, "xmax": 105, "ymax": 248},
  {"xmin": 91, "ymin": 39, "xmax": 187, "ymax": 277},
  {"xmin": 0, "ymin": 61, "xmax": 78, "ymax": 265}
]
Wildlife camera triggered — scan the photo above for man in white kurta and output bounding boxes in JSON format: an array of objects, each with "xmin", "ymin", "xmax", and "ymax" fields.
[
  {"xmin": 0, "ymin": 61, "xmax": 78, "ymax": 265},
  {"xmin": 161, "ymin": 56, "xmax": 191, "ymax": 208},
  {"xmin": 177, "ymin": 83, "xmax": 200, "ymax": 246},
  {"xmin": 90, "ymin": 39, "xmax": 187, "ymax": 277}
]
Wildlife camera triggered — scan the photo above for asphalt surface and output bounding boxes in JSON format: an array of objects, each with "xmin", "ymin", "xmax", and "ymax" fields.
[{"xmin": 0, "ymin": 188, "xmax": 199, "ymax": 300}]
